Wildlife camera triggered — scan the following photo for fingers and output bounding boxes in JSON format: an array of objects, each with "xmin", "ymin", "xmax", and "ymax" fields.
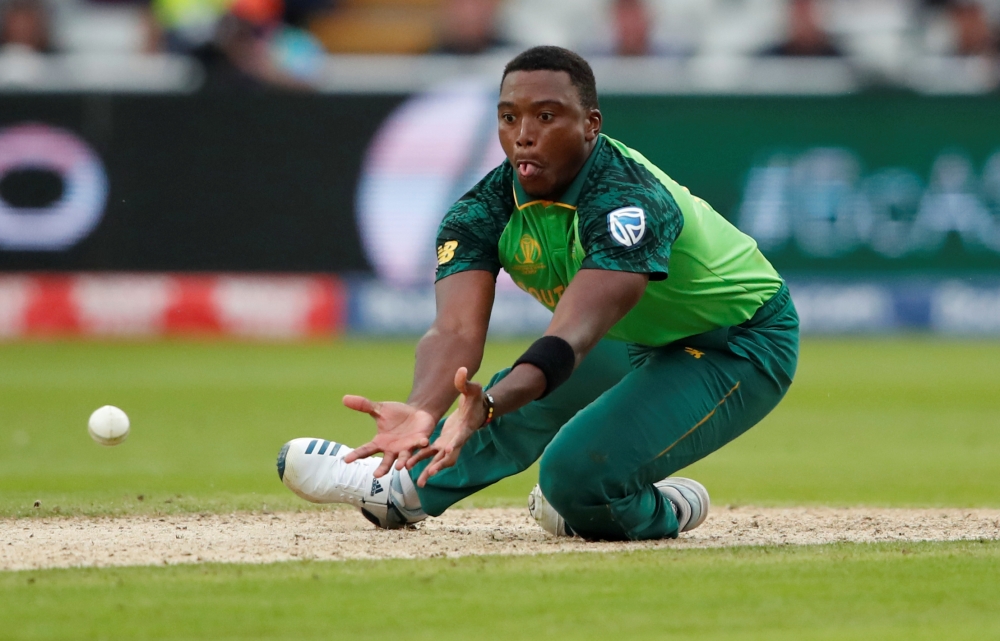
[
  {"xmin": 452, "ymin": 367, "xmax": 484, "ymax": 400},
  {"xmin": 342, "ymin": 395, "xmax": 379, "ymax": 416},
  {"xmin": 416, "ymin": 447, "xmax": 459, "ymax": 487},
  {"xmin": 373, "ymin": 452, "xmax": 396, "ymax": 478},
  {"xmin": 343, "ymin": 441, "xmax": 381, "ymax": 463},
  {"xmin": 453, "ymin": 367, "xmax": 468, "ymax": 393},
  {"xmin": 396, "ymin": 433, "xmax": 430, "ymax": 468},
  {"xmin": 416, "ymin": 451, "xmax": 443, "ymax": 487},
  {"xmin": 405, "ymin": 445, "xmax": 438, "ymax": 469}
]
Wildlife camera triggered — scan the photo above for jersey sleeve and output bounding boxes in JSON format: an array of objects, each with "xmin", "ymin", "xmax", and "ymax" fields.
[
  {"xmin": 576, "ymin": 150, "xmax": 683, "ymax": 282},
  {"xmin": 434, "ymin": 163, "xmax": 514, "ymax": 282}
]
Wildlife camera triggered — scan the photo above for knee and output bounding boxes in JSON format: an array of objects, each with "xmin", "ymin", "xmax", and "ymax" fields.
[{"xmin": 538, "ymin": 442, "xmax": 608, "ymax": 516}]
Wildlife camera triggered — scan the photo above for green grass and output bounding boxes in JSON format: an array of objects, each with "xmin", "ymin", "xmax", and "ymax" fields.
[
  {"xmin": 4, "ymin": 541, "xmax": 1000, "ymax": 640},
  {"xmin": 1, "ymin": 338, "xmax": 998, "ymax": 517},
  {"xmin": 0, "ymin": 339, "xmax": 533, "ymax": 517},
  {"xmin": 2, "ymin": 338, "xmax": 1000, "ymax": 640}
]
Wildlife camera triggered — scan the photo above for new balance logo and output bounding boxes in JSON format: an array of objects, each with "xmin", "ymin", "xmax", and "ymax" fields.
[{"xmin": 370, "ymin": 478, "xmax": 384, "ymax": 496}]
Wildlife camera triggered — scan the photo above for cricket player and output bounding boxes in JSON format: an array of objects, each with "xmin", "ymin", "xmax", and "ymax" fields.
[{"xmin": 277, "ymin": 46, "xmax": 799, "ymax": 541}]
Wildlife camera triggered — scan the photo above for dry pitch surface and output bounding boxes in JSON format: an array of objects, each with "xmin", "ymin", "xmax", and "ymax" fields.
[{"xmin": 4, "ymin": 506, "xmax": 1000, "ymax": 572}]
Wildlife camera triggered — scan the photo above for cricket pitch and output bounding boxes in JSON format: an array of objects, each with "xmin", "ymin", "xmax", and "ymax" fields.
[{"xmin": 4, "ymin": 506, "xmax": 1000, "ymax": 571}]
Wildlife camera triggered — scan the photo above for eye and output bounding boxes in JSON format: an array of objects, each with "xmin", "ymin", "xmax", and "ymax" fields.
[
  {"xmin": 501, "ymin": 113, "xmax": 516, "ymax": 123},
  {"xmin": 539, "ymin": 112, "xmax": 554, "ymax": 122}
]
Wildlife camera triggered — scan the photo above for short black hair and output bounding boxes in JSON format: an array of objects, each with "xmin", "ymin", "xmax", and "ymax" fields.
[{"xmin": 501, "ymin": 46, "xmax": 599, "ymax": 111}]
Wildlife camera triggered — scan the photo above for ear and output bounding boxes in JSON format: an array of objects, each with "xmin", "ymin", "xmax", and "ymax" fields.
[{"xmin": 584, "ymin": 109, "xmax": 602, "ymax": 142}]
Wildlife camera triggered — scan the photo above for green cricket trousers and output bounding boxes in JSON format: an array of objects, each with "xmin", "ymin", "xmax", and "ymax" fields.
[{"xmin": 412, "ymin": 284, "xmax": 799, "ymax": 541}]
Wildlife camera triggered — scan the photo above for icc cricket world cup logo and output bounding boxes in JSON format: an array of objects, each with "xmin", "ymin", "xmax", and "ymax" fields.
[{"xmin": 512, "ymin": 234, "xmax": 545, "ymax": 275}]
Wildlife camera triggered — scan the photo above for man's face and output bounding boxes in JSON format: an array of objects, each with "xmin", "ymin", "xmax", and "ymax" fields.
[{"xmin": 498, "ymin": 70, "xmax": 602, "ymax": 200}]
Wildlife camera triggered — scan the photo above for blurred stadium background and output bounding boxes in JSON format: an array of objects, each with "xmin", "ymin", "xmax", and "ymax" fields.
[
  {"xmin": 1, "ymin": 0, "xmax": 999, "ymax": 339},
  {"xmin": 4, "ymin": 7, "xmax": 1000, "ymax": 634}
]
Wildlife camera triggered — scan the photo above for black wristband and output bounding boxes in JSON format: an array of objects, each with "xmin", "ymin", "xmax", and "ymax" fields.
[{"xmin": 512, "ymin": 336, "xmax": 576, "ymax": 399}]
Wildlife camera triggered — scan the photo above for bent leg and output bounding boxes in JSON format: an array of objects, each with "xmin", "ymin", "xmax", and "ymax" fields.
[
  {"xmin": 413, "ymin": 339, "xmax": 633, "ymax": 516},
  {"xmin": 539, "ymin": 340, "xmax": 795, "ymax": 541}
]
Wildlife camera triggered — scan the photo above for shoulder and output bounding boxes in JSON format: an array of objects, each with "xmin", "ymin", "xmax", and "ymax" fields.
[
  {"xmin": 576, "ymin": 137, "xmax": 683, "ymax": 242},
  {"xmin": 577, "ymin": 137, "xmax": 681, "ymax": 224},
  {"xmin": 435, "ymin": 162, "xmax": 513, "ymax": 280},
  {"xmin": 440, "ymin": 162, "xmax": 515, "ymax": 234}
]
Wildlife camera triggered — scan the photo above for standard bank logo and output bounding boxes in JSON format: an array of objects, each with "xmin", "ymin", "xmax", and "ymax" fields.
[{"xmin": 607, "ymin": 207, "xmax": 646, "ymax": 247}]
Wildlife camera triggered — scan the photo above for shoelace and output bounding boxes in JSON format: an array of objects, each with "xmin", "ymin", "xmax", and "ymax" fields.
[{"xmin": 331, "ymin": 454, "xmax": 383, "ymax": 494}]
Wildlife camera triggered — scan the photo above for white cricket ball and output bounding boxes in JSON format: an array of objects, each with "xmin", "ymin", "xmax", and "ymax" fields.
[{"xmin": 88, "ymin": 405, "xmax": 130, "ymax": 446}]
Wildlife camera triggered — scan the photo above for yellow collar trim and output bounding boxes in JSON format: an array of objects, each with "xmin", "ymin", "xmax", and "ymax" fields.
[{"xmin": 513, "ymin": 186, "xmax": 577, "ymax": 211}]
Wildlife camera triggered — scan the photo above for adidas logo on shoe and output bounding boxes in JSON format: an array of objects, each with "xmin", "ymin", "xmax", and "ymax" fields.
[{"xmin": 370, "ymin": 478, "xmax": 384, "ymax": 496}]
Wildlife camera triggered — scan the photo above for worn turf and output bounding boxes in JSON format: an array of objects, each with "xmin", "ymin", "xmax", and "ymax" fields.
[
  {"xmin": 3, "ymin": 541, "xmax": 1000, "ymax": 640},
  {"xmin": 1, "ymin": 338, "xmax": 998, "ymax": 518}
]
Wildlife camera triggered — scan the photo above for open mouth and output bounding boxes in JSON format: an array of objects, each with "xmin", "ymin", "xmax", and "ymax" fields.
[{"xmin": 516, "ymin": 161, "xmax": 541, "ymax": 179}]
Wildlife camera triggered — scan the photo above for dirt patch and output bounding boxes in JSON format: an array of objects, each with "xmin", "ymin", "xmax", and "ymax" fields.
[{"xmin": 3, "ymin": 506, "xmax": 1000, "ymax": 572}]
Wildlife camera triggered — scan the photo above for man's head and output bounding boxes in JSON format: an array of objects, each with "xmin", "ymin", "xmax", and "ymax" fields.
[
  {"xmin": 498, "ymin": 46, "xmax": 602, "ymax": 200},
  {"xmin": 0, "ymin": 0, "xmax": 51, "ymax": 52}
]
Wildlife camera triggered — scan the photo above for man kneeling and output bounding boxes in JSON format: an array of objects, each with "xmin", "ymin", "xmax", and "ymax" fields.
[{"xmin": 276, "ymin": 46, "xmax": 798, "ymax": 541}]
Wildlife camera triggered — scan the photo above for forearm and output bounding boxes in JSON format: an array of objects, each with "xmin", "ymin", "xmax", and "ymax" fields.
[
  {"xmin": 459, "ymin": 310, "xmax": 611, "ymax": 427},
  {"xmin": 481, "ymin": 306, "xmax": 602, "ymax": 420},
  {"xmin": 407, "ymin": 326, "xmax": 486, "ymax": 420},
  {"xmin": 484, "ymin": 363, "xmax": 547, "ymax": 417},
  {"xmin": 477, "ymin": 270, "xmax": 648, "ymax": 424}
]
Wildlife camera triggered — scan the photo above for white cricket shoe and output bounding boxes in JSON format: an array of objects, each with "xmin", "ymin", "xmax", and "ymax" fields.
[
  {"xmin": 654, "ymin": 477, "xmax": 710, "ymax": 533},
  {"xmin": 527, "ymin": 485, "xmax": 573, "ymax": 537},
  {"xmin": 277, "ymin": 438, "xmax": 426, "ymax": 530},
  {"xmin": 527, "ymin": 477, "xmax": 710, "ymax": 537}
]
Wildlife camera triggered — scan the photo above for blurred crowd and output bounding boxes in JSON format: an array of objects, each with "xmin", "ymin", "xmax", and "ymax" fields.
[{"xmin": 1, "ymin": 0, "xmax": 999, "ymax": 88}]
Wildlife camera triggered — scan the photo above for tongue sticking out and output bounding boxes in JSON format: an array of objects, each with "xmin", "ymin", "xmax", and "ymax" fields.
[{"xmin": 518, "ymin": 163, "xmax": 539, "ymax": 179}]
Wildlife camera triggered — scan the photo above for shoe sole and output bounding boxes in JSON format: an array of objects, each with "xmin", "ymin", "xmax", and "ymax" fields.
[{"xmin": 276, "ymin": 443, "xmax": 290, "ymax": 481}]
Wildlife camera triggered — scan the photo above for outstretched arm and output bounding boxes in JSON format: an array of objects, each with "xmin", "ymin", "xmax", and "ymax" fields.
[
  {"xmin": 411, "ymin": 268, "xmax": 648, "ymax": 485},
  {"xmin": 406, "ymin": 270, "xmax": 496, "ymax": 419},
  {"xmin": 343, "ymin": 270, "xmax": 495, "ymax": 476}
]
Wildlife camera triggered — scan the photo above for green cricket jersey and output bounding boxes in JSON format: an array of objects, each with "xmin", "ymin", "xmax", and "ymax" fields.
[{"xmin": 434, "ymin": 134, "xmax": 783, "ymax": 347}]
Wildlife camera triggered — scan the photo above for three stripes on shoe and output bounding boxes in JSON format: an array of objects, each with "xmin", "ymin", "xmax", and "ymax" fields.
[
  {"xmin": 302, "ymin": 439, "xmax": 385, "ymax": 497},
  {"xmin": 303, "ymin": 439, "xmax": 343, "ymax": 456}
]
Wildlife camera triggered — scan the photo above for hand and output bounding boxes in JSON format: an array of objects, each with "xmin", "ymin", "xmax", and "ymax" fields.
[
  {"xmin": 342, "ymin": 397, "xmax": 438, "ymax": 477},
  {"xmin": 409, "ymin": 367, "xmax": 487, "ymax": 487}
]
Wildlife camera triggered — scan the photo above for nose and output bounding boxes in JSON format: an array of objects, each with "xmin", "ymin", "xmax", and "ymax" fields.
[{"xmin": 516, "ymin": 119, "xmax": 536, "ymax": 148}]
